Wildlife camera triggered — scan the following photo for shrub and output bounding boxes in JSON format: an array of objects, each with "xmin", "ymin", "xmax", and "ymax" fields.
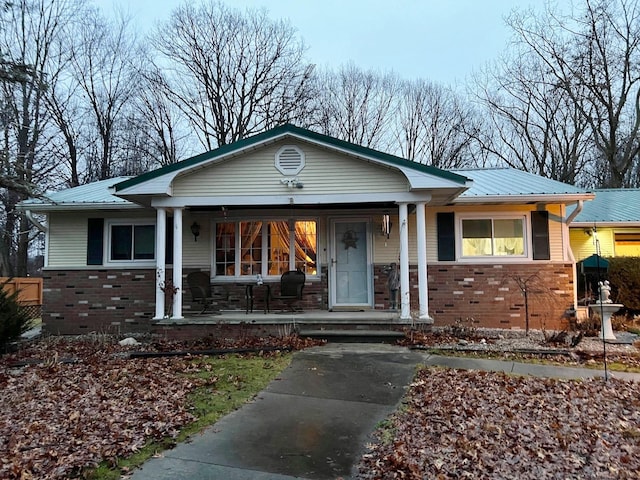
[
  {"xmin": 606, "ymin": 257, "xmax": 640, "ymax": 310},
  {"xmin": 0, "ymin": 282, "xmax": 33, "ymax": 353}
]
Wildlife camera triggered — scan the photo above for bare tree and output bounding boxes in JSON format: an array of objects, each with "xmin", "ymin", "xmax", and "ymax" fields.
[
  {"xmin": 151, "ymin": 1, "xmax": 315, "ymax": 150},
  {"xmin": 43, "ymin": 23, "xmax": 88, "ymax": 188},
  {"xmin": 67, "ymin": 8, "xmax": 141, "ymax": 181},
  {"xmin": 507, "ymin": 0, "xmax": 640, "ymax": 187},
  {"xmin": 132, "ymin": 68, "xmax": 190, "ymax": 167},
  {"xmin": 472, "ymin": 52, "xmax": 593, "ymax": 185},
  {"xmin": 314, "ymin": 64, "xmax": 399, "ymax": 150},
  {"xmin": 0, "ymin": 0, "xmax": 77, "ymax": 276},
  {"xmin": 393, "ymin": 79, "xmax": 479, "ymax": 169}
]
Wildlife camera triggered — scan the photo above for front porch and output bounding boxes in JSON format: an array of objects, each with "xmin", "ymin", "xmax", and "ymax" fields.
[{"xmin": 151, "ymin": 309, "xmax": 422, "ymax": 341}]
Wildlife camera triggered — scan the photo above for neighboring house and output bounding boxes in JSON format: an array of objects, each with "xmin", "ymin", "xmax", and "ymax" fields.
[
  {"xmin": 569, "ymin": 189, "xmax": 640, "ymax": 261},
  {"xmin": 568, "ymin": 189, "xmax": 640, "ymax": 307},
  {"xmin": 19, "ymin": 124, "xmax": 594, "ymax": 335}
]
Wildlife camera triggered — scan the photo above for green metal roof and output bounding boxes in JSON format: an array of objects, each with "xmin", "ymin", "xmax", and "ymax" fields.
[
  {"xmin": 572, "ymin": 189, "xmax": 640, "ymax": 224},
  {"xmin": 19, "ymin": 177, "xmax": 135, "ymax": 210},
  {"xmin": 451, "ymin": 168, "xmax": 590, "ymax": 199},
  {"xmin": 114, "ymin": 123, "xmax": 470, "ymax": 192}
]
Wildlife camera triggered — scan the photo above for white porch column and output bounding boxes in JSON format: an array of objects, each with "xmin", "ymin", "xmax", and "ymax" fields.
[
  {"xmin": 398, "ymin": 202, "xmax": 411, "ymax": 320},
  {"xmin": 172, "ymin": 208, "xmax": 184, "ymax": 319},
  {"xmin": 415, "ymin": 201, "xmax": 432, "ymax": 322},
  {"xmin": 154, "ymin": 207, "xmax": 166, "ymax": 320}
]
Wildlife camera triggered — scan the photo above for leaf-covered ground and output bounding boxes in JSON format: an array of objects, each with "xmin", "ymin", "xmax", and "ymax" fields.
[
  {"xmin": 358, "ymin": 367, "xmax": 640, "ymax": 479},
  {"xmin": 0, "ymin": 335, "xmax": 318, "ymax": 480}
]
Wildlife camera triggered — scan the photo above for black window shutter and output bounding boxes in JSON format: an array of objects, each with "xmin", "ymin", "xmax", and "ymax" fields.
[
  {"xmin": 531, "ymin": 211, "xmax": 550, "ymax": 260},
  {"xmin": 165, "ymin": 217, "xmax": 174, "ymax": 264},
  {"xmin": 437, "ymin": 212, "xmax": 455, "ymax": 261},
  {"xmin": 87, "ymin": 218, "xmax": 104, "ymax": 265}
]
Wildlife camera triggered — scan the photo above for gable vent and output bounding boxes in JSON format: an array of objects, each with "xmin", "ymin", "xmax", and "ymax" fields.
[{"xmin": 275, "ymin": 145, "xmax": 305, "ymax": 175}]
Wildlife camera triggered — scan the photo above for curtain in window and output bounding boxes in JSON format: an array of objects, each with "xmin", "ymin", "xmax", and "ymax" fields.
[
  {"xmin": 269, "ymin": 221, "xmax": 291, "ymax": 275},
  {"xmin": 294, "ymin": 221, "xmax": 317, "ymax": 272},
  {"xmin": 494, "ymin": 219, "xmax": 524, "ymax": 255},
  {"xmin": 215, "ymin": 222, "xmax": 236, "ymax": 275},
  {"xmin": 240, "ymin": 221, "xmax": 262, "ymax": 275}
]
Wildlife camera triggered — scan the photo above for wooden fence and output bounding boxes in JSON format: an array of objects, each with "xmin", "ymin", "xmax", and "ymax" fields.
[{"xmin": 1, "ymin": 277, "xmax": 43, "ymax": 319}]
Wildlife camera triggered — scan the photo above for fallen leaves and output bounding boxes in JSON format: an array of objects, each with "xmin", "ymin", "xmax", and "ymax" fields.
[
  {"xmin": 1, "ymin": 355, "xmax": 202, "ymax": 479},
  {"xmin": 0, "ymin": 334, "xmax": 317, "ymax": 479},
  {"xmin": 358, "ymin": 367, "xmax": 640, "ymax": 479}
]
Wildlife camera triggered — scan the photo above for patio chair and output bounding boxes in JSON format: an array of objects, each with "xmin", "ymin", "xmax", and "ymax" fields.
[
  {"xmin": 271, "ymin": 270, "xmax": 306, "ymax": 312},
  {"xmin": 186, "ymin": 271, "xmax": 223, "ymax": 315}
]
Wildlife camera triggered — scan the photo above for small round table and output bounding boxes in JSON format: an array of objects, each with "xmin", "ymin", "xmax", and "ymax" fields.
[{"xmin": 244, "ymin": 283, "xmax": 271, "ymax": 314}]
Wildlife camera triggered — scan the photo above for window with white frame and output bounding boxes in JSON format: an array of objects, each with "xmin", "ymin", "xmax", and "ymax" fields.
[
  {"xmin": 460, "ymin": 217, "xmax": 526, "ymax": 257},
  {"xmin": 107, "ymin": 221, "xmax": 155, "ymax": 262},
  {"xmin": 214, "ymin": 219, "xmax": 317, "ymax": 278}
]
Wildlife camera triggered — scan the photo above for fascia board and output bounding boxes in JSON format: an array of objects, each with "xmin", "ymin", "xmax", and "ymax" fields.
[
  {"xmin": 402, "ymin": 170, "xmax": 472, "ymax": 189},
  {"xmin": 15, "ymin": 202, "xmax": 143, "ymax": 212},
  {"xmin": 453, "ymin": 193, "xmax": 595, "ymax": 204},
  {"xmin": 571, "ymin": 221, "xmax": 640, "ymax": 228}
]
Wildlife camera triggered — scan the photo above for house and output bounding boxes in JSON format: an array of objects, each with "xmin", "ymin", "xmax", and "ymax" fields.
[
  {"xmin": 568, "ymin": 188, "xmax": 640, "ymax": 306},
  {"xmin": 19, "ymin": 124, "xmax": 594, "ymax": 335},
  {"xmin": 569, "ymin": 189, "xmax": 640, "ymax": 261}
]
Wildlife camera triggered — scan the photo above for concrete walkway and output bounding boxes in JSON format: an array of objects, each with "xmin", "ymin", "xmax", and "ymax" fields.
[{"xmin": 129, "ymin": 343, "xmax": 640, "ymax": 480}]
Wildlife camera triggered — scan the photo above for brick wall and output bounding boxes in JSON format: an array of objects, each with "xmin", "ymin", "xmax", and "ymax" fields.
[
  {"xmin": 42, "ymin": 269, "xmax": 155, "ymax": 335},
  {"xmin": 44, "ymin": 263, "xmax": 573, "ymax": 334},
  {"xmin": 375, "ymin": 262, "xmax": 574, "ymax": 330},
  {"xmin": 43, "ymin": 268, "xmax": 329, "ymax": 334}
]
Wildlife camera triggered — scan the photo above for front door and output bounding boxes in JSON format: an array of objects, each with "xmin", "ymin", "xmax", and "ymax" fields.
[{"xmin": 329, "ymin": 219, "xmax": 372, "ymax": 309}]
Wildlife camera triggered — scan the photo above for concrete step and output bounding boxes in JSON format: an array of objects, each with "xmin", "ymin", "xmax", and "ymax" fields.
[{"xmin": 299, "ymin": 329, "xmax": 406, "ymax": 343}]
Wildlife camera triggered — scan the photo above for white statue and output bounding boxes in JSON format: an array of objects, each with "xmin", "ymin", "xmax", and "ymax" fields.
[{"xmin": 598, "ymin": 280, "xmax": 612, "ymax": 303}]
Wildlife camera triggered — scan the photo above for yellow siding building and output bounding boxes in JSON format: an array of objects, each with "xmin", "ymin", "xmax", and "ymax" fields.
[{"xmin": 569, "ymin": 189, "xmax": 640, "ymax": 260}]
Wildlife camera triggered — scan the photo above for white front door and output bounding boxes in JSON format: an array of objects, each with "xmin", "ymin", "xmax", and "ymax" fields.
[{"xmin": 329, "ymin": 219, "xmax": 372, "ymax": 309}]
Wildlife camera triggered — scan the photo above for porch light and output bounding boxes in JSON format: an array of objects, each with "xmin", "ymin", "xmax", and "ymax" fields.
[
  {"xmin": 190, "ymin": 221, "xmax": 200, "ymax": 242},
  {"xmin": 382, "ymin": 214, "xmax": 392, "ymax": 239}
]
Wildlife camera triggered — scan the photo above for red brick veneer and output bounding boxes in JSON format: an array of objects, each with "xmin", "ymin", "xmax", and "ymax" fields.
[
  {"xmin": 42, "ymin": 269, "xmax": 156, "ymax": 335},
  {"xmin": 375, "ymin": 262, "xmax": 574, "ymax": 330},
  {"xmin": 43, "ymin": 268, "xmax": 330, "ymax": 334},
  {"xmin": 44, "ymin": 263, "xmax": 573, "ymax": 334}
]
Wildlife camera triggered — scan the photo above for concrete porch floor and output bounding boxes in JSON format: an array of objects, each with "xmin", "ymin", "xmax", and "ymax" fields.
[
  {"xmin": 155, "ymin": 309, "xmax": 408, "ymax": 326},
  {"xmin": 151, "ymin": 310, "xmax": 430, "ymax": 341}
]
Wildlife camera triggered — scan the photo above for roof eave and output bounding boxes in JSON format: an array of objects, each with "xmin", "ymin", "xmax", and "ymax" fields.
[
  {"xmin": 571, "ymin": 221, "xmax": 640, "ymax": 228},
  {"xmin": 16, "ymin": 202, "xmax": 142, "ymax": 212},
  {"xmin": 453, "ymin": 193, "xmax": 595, "ymax": 204}
]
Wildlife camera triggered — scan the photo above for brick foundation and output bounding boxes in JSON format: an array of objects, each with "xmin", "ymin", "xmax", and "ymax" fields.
[
  {"xmin": 425, "ymin": 262, "xmax": 574, "ymax": 330},
  {"xmin": 44, "ymin": 262, "xmax": 573, "ymax": 334},
  {"xmin": 375, "ymin": 262, "xmax": 573, "ymax": 330},
  {"xmin": 42, "ymin": 269, "xmax": 156, "ymax": 335},
  {"xmin": 43, "ymin": 268, "xmax": 330, "ymax": 334}
]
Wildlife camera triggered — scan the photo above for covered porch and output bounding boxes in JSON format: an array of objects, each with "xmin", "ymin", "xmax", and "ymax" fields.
[{"xmin": 151, "ymin": 202, "xmax": 434, "ymax": 323}]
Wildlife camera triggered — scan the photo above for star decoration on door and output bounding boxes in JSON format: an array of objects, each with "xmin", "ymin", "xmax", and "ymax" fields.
[{"xmin": 342, "ymin": 230, "xmax": 358, "ymax": 249}]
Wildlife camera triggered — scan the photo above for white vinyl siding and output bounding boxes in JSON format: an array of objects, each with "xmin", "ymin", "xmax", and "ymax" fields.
[
  {"xmin": 47, "ymin": 210, "xmax": 155, "ymax": 268},
  {"xmin": 182, "ymin": 215, "xmax": 211, "ymax": 268},
  {"xmin": 172, "ymin": 141, "xmax": 409, "ymax": 196},
  {"xmin": 546, "ymin": 204, "xmax": 564, "ymax": 261},
  {"xmin": 47, "ymin": 213, "xmax": 87, "ymax": 267}
]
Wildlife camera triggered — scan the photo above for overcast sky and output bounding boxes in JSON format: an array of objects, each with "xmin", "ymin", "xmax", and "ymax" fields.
[{"xmin": 99, "ymin": 0, "xmax": 543, "ymax": 86}]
